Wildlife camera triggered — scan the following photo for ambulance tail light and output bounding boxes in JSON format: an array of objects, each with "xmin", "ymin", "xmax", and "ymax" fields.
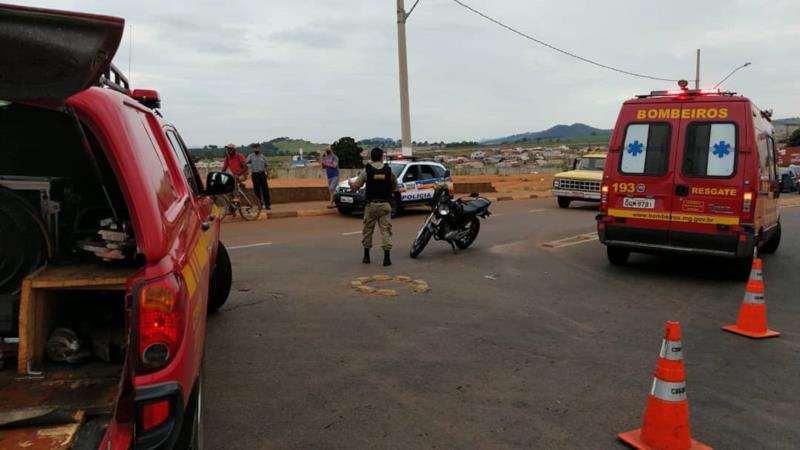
[
  {"xmin": 137, "ymin": 273, "xmax": 186, "ymax": 373},
  {"xmin": 742, "ymin": 191, "xmax": 754, "ymax": 222},
  {"xmin": 600, "ymin": 184, "xmax": 609, "ymax": 212}
]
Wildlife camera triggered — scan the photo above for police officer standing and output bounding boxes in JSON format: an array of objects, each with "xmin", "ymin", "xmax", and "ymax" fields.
[{"xmin": 349, "ymin": 147, "xmax": 398, "ymax": 266}]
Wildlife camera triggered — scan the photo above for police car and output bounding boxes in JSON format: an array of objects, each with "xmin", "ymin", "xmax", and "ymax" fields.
[{"xmin": 334, "ymin": 159, "xmax": 453, "ymax": 216}]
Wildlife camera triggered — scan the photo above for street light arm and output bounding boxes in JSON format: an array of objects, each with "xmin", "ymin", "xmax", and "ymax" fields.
[{"xmin": 714, "ymin": 62, "xmax": 752, "ymax": 89}]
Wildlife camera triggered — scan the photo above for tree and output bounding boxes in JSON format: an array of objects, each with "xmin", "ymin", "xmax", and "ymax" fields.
[
  {"xmin": 789, "ymin": 128, "xmax": 800, "ymax": 147},
  {"xmin": 332, "ymin": 136, "xmax": 364, "ymax": 168}
]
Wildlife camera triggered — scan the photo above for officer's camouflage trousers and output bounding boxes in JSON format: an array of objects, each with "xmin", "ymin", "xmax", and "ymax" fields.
[{"xmin": 362, "ymin": 201, "xmax": 392, "ymax": 250}]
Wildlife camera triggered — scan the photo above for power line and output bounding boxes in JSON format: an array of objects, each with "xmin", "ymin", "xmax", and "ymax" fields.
[
  {"xmin": 406, "ymin": 0, "xmax": 423, "ymax": 18},
  {"xmin": 449, "ymin": 0, "xmax": 687, "ymax": 83}
]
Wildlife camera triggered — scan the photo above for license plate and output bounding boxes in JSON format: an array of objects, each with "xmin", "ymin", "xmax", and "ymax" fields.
[
  {"xmin": 340, "ymin": 196, "xmax": 354, "ymax": 204},
  {"xmin": 623, "ymin": 197, "xmax": 655, "ymax": 209}
]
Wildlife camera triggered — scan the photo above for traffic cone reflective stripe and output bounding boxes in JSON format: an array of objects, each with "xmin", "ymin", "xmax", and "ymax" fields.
[
  {"xmin": 618, "ymin": 321, "xmax": 711, "ymax": 450},
  {"xmin": 650, "ymin": 378, "xmax": 687, "ymax": 402},
  {"xmin": 749, "ymin": 258, "xmax": 763, "ymax": 281},
  {"xmin": 722, "ymin": 258, "xmax": 779, "ymax": 339},
  {"xmin": 658, "ymin": 338, "xmax": 683, "ymax": 361},
  {"xmin": 741, "ymin": 281, "xmax": 765, "ymax": 304}
]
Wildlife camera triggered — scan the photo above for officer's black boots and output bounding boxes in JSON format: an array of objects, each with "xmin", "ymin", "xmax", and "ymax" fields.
[
  {"xmin": 383, "ymin": 250, "xmax": 391, "ymax": 266},
  {"xmin": 363, "ymin": 248, "xmax": 370, "ymax": 264}
]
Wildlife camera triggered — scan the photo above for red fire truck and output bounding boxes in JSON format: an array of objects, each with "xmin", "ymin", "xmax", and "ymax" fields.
[{"xmin": 0, "ymin": 4, "xmax": 234, "ymax": 449}]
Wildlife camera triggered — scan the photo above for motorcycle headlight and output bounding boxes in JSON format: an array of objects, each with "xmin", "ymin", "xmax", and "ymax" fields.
[
  {"xmin": 553, "ymin": 179, "xmax": 561, "ymax": 188},
  {"xmin": 438, "ymin": 205, "xmax": 450, "ymax": 216}
]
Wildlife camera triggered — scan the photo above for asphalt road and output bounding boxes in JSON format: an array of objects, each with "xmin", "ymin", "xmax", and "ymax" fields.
[{"xmin": 205, "ymin": 198, "xmax": 800, "ymax": 449}]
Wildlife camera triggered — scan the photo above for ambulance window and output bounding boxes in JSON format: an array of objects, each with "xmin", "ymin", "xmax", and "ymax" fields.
[
  {"xmin": 757, "ymin": 137, "xmax": 769, "ymax": 180},
  {"xmin": 620, "ymin": 123, "xmax": 670, "ymax": 176},
  {"xmin": 767, "ymin": 136, "xmax": 777, "ymax": 182},
  {"xmin": 682, "ymin": 123, "xmax": 736, "ymax": 178}
]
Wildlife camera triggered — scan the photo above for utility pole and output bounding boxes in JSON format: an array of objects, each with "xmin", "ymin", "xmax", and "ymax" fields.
[
  {"xmin": 396, "ymin": 0, "xmax": 413, "ymax": 157},
  {"xmin": 695, "ymin": 49, "xmax": 700, "ymax": 89}
]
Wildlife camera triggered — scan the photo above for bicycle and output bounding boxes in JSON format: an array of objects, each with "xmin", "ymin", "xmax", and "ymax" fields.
[{"xmin": 215, "ymin": 179, "xmax": 262, "ymax": 221}]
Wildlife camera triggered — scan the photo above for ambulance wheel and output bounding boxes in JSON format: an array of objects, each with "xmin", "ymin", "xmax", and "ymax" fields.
[
  {"xmin": 557, "ymin": 197, "xmax": 571, "ymax": 209},
  {"xmin": 208, "ymin": 242, "xmax": 232, "ymax": 314},
  {"xmin": 734, "ymin": 255, "xmax": 754, "ymax": 281},
  {"xmin": 607, "ymin": 246, "xmax": 630, "ymax": 265},
  {"xmin": 760, "ymin": 222, "xmax": 781, "ymax": 254}
]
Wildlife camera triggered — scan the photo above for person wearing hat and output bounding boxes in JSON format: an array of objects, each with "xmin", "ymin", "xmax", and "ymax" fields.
[
  {"xmin": 221, "ymin": 143, "xmax": 249, "ymax": 201},
  {"xmin": 246, "ymin": 143, "xmax": 271, "ymax": 209},
  {"xmin": 349, "ymin": 147, "xmax": 398, "ymax": 266},
  {"xmin": 222, "ymin": 143, "xmax": 249, "ymax": 181}
]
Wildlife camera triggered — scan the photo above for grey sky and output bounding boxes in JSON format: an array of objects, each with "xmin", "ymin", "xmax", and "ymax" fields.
[{"xmin": 16, "ymin": 0, "xmax": 800, "ymax": 146}]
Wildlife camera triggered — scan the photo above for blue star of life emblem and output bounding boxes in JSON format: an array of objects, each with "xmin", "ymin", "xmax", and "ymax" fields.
[
  {"xmin": 627, "ymin": 140, "xmax": 644, "ymax": 156},
  {"xmin": 712, "ymin": 141, "xmax": 731, "ymax": 158}
]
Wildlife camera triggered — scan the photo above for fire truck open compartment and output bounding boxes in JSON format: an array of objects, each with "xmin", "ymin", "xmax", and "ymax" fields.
[{"xmin": 0, "ymin": 103, "xmax": 139, "ymax": 445}]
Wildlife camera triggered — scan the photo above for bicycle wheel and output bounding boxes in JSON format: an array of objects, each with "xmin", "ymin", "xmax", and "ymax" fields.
[
  {"xmin": 238, "ymin": 189, "xmax": 262, "ymax": 221},
  {"xmin": 214, "ymin": 195, "xmax": 234, "ymax": 222}
]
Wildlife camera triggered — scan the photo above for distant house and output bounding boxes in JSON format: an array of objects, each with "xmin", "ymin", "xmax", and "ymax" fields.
[{"xmin": 470, "ymin": 150, "xmax": 487, "ymax": 159}]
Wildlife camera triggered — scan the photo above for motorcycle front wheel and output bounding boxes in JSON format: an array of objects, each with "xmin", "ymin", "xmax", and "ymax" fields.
[
  {"xmin": 410, "ymin": 216, "xmax": 434, "ymax": 258},
  {"xmin": 455, "ymin": 217, "xmax": 480, "ymax": 249}
]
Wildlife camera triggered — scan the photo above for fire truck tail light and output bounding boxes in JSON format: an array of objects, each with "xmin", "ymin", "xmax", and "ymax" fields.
[
  {"xmin": 141, "ymin": 399, "xmax": 171, "ymax": 431},
  {"xmin": 743, "ymin": 192, "xmax": 753, "ymax": 201},
  {"xmin": 138, "ymin": 273, "xmax": 185, "ymax": 372}
]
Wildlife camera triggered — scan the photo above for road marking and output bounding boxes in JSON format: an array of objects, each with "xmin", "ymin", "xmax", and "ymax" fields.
[
  {"xmin": 541, "ymin": 232, "xmax": 598, "ymax": 249},
  {"xmin": 342, "ymin": 231, "xmax": 361, "ymax": 236},
  {"xmin": 528, "ymin": 209, "xmax": 545, "ymax": 213},
  {"xmin": 228, "ymin": 242, "xmax": 273, "ymax": 250}
]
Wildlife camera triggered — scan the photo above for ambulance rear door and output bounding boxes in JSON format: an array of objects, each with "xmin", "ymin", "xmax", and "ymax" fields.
[
  {"xmin": 669, "ymin": 99, "xmax": 749, "ymax": 252},
  {"xmin": 607, "ymin": 102, "xmax": 680, "ymax": 246}
]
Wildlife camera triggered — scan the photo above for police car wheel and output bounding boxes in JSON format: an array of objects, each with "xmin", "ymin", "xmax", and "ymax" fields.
[
  {"xmin": 607, "ymin": 246, "xmax": 630, "ymax": 265},
  {"xmin": 557, "ymin": 197, "xmax": 571, "ymax": 209}
]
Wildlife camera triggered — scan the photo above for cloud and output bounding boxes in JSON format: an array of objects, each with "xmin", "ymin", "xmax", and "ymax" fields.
[{"xmin": 7, "ymin": 0, "xmax": 799, "ymax": 146}]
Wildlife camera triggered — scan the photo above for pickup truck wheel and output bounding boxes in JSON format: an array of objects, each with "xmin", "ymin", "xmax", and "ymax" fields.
[
  {"xmin": 175, "ymin": 368, "xmax": 204, "ymax": 450},
  {"xmin": 208, "ymin": 242, "xmax": 232, "ymax": 314},
  {"xmin": 760, "ymin": 222, "xmax": 781, "ymax": 254},
  {"xmin": 557, "ymin": 196, "xmax": 571, "ymax": 209},
  {"xmin": 607, "ymin": 246, "xmax": 630, "ymax": 265}
]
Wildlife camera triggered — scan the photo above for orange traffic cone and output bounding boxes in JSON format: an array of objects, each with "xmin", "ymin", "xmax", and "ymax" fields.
[
  {"xmin": 618, "ymin": 321, "xmax": 711, "ymax": 450},
  {"xmin": 722, "ymin": 258, "xmax": 780, "ymax": 339}
]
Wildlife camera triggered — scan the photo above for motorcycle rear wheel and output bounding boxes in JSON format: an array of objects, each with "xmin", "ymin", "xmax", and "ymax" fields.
[{"xmin": 455, "ymin": 217, "xmax": 480, "ymax": 249}]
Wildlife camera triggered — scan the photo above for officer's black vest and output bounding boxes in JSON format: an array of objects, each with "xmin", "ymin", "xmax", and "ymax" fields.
[{"xmin": 364, "ymin": 163, "xmax": 393, "ymax": 201}]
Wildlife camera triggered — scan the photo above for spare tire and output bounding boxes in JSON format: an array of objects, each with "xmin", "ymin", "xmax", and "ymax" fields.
[{"xmin": 0, "ymin": 187, "xmax": 48, "ymax": 294}]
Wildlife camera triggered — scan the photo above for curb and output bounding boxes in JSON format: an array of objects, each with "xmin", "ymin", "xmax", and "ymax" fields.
[
  {"xmin": 254, "ymin": 192, "xmax": 553, "ymax": 220},
  {"xmin": 487, "ymin": 192, "xmax": 552, "ymax": 202}
]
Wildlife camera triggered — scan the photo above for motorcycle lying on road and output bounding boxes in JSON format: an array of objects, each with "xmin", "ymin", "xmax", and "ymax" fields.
[{"xmin": 410, "ymin": 185, "xmax": 492, "ymax": 258}]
